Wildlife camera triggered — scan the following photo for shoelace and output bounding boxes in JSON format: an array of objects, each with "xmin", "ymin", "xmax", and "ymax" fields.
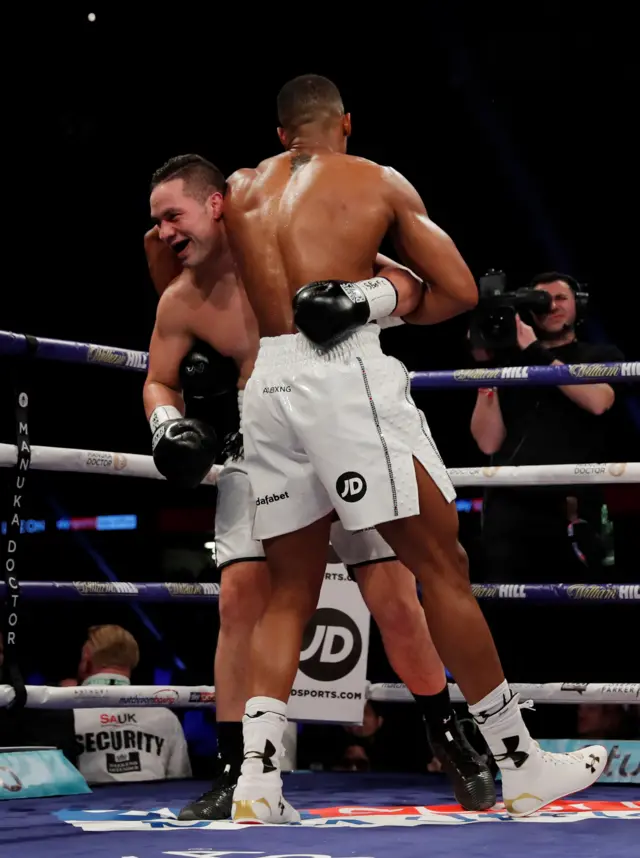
[
  {"xmin": 473, "ymin": 692, "xmax": 535, "ymax": 725},
  {"xmin": 534, "ymin": 741, "xmax": 592, "ymax": 766},
  {"xmin": 432, "ymin": 719, "xmax": 483, "ymax": 766}
]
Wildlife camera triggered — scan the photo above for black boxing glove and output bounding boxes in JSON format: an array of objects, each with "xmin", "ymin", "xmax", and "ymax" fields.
[
  {"xmin": 149, "ymin": 405, "xmax": 218, "ymax": 489},
  {"xmin": 293, "ymin": 277, "xmax": 398, "ymax": 348},
  {"xmin": 180, "ymin": 342, "xmax": 239, "ymax": 403}
]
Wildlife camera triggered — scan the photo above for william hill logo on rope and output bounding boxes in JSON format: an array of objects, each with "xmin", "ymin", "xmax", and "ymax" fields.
[{"xmin": 55, "ymin": 799, "xmax": 640, "ymax": 830}]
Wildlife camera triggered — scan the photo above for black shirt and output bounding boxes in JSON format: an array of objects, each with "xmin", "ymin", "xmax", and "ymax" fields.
[{"xmin": 484, "ymin": 339, "xmax": 625, "ymax": 537}]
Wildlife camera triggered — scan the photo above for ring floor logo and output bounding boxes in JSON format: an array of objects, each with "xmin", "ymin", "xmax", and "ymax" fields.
[
  {"xmin": 55, "ymin": 799, "xmax": 640, "ymax": 832},
  {"xmin": 161, "ymin": 852, "xmax": 373, "ymax": 857},
  {"xmin": 298, "ymin": 608, "xmax": 362, "ymax": 682}
]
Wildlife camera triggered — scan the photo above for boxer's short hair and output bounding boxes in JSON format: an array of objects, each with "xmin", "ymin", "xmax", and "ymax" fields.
[
  {"xmin": 86, "ymin": 625, "xmax": 140, "ymax": 671},
  {"xmin": 529, "ymin": 270, "xmax": 581, "ymax": 294},
  {"xmin": 151, "ymin": 154, "xmax": 226, "ymax": 201},
  {"xmin": 277, "ymin": 74, "xmax": 344, "ymax": 130}
]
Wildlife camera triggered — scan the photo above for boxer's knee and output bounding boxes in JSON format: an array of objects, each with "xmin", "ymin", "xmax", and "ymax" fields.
[{"xmin": 219, "ymin": 561, "xmax": 269, "ymax": 632}]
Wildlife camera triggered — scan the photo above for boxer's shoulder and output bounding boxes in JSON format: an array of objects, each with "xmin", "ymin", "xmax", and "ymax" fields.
[
  {"xmin": 154, "ymin": 274, "xmax": 197, "ymax": 333},
  {"xmin": 226, "ymin": 155, "xmax": 284, "ymax": 208},
  {"xmin": 226, "ymin": 165, "xmax": 259, "ymax": 203},
  {"xmin": 159, "ymin": 270, "xmax": 208, "ymax": 311},
  {"xmin": 341, "ymin": 153, "xmax": 384, "ymax": 171}
]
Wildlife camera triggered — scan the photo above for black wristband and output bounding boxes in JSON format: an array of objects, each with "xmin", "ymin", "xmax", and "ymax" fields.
[{"xmin": 520, "ymin": 341, "xmax": 555, "ymax": 366}]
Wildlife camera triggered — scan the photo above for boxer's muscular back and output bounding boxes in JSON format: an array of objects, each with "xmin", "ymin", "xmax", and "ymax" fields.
[{"xmin": 224, "ymin": 151, "xmax": 394, "ymax": 337}]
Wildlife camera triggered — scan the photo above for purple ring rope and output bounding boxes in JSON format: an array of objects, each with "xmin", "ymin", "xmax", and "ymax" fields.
[
  {"xmin": 2, "ymin": 330, "xmax": 638, "ymax": 388},
  {"xmin": 411, "ymin": 362, "xmax": 640, "ymax": 388},
  {"xmin": 0, "ymin": 580, "xmax": 637, "ymax": 602},
  {"xmin": 0, "ymin": 581, "xmax": 219, "ymax": 601},
  {"xmin": 0, "ymin": 330, "xmax": 148, "ymax": 372}
]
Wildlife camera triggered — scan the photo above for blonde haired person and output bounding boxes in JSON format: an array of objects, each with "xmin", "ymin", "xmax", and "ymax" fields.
[{"xmin": 73, "ymin": 625, "xmax": 192, "ymax": 784}]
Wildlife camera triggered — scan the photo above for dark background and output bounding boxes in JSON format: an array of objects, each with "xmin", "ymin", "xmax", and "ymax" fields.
[{"xmin": 2, "ymin": 11, "xmax": 638, "ymax": 742}]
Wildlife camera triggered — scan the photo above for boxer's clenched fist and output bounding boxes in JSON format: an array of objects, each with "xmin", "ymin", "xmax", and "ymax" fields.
[
  {"xmin": 150, "ymin": 405, "xmax": 218, "ymax": 489},
  {"xmin": 293, "ymin": 277, "xmax": 398, "ymax": 348}
]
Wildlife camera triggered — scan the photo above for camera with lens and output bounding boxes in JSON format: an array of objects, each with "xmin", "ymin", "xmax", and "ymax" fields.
[{"xmin": 468, "ymin": 270, "xmax": 552, "ymax": 351}]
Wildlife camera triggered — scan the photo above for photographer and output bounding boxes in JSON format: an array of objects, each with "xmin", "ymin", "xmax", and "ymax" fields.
[{"xmin": 470, "ymin": 272, "xmax": 624, "ymax": 582}]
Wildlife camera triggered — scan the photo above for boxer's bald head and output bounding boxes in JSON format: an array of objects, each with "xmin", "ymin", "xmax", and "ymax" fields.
[
  {"xmin": 150, "ymin": 154, "xmax": 226, "ymax": 268},
  {"xmin": 277, "ymin": 74, "xmax": 350, "ymax": 152}
]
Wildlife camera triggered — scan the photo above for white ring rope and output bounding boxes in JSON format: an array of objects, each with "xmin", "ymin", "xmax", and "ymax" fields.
[
  {"xmin": 368, "ymin": 682, "xmax": 640, "ymax": 706},
  {"xmin": 0, "ymin": 443, "xmax": 638, "ymax": 487},
  {"xmin": 0, "ymin": 681, "xmax": 637, "ymax": 710}
]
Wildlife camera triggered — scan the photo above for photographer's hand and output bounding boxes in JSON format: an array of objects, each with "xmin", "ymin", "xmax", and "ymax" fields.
[
  {"xmin": 515, "ymin": 315, "xmax": 538, "ymax": 349},
  {"xmin": 515, "ymin": 316, "xmax": 614, "ymax": 416},
  {"xmin": 471, "ymin": 387, "xmax": 505, "ymax": 454}
]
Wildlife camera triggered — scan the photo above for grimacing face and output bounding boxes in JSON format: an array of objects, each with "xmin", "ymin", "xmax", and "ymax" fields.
[{"xmin": 150, "ymin": 178, "xmax": 223, "ymax": 268}]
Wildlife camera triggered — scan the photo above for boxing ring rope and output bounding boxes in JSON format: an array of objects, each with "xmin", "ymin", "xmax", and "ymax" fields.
[
  {"xmin": 1, "ymin": 681, "xmax": 637, "ymax": 711},
  {"xmin": 0, "ymin": 442, "xmax": 221, "ymax": 484},
  {"xmin": 1, "ymin": 442, "xmax": 638, "ymax": 488},
  {"xmin": 1, "ymin": 329, "xmax": 639, "ymax": 387},
  {"xmin": 0, "ymin": 580, "xmax": 638, "ymax": 603},
  {"xmin": 1, "ymin": 329, "xmax": 638, "ymax": 721}
]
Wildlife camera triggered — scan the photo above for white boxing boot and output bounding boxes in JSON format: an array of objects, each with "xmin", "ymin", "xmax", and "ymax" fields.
[
  {"xmin": 470, "ymin": 680, "xmax": 607, "ymax": 817},
  {"xmin": 231, "ymin": 696, "xmax": 300, "ymax": 825}
]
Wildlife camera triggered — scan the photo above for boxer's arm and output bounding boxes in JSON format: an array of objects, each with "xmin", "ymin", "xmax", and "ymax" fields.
[
  {"xmin": 144, "ymin": 226, "xmax": 183, "ymax": 297},
  {"xmin": 143, "ymin": 296, "xmax": 193, "ymax": 421},
  {"xmin": 382, "ymin": 167, "xmax": 478, "ymax": 324},
  {"xmin": 373, "ymin": 253, "xmax": 425, "ymax": 317}
]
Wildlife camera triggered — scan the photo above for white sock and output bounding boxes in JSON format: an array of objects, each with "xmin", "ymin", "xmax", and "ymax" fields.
[
  {"xmin": 468, "ymin": 681, "xmax": 533, "ymax": 772},
  {"xmin": 241, "ymin": 696, "xmax": 288, "ymax": 780},
  {"xmin": 468, "ymin": 680, "xmax": 512, "ymax": 719}
]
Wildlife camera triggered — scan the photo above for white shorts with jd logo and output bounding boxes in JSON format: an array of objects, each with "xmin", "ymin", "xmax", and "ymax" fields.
[
  {"xmin": 215, "ymin": 459, "xmax": 396, "ymax": 569},
  {"xmin": 242, "ymin": 324, "xmax": 456, "ymax": 541}
]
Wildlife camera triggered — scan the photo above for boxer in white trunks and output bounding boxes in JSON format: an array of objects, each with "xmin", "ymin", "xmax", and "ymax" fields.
[{"xmin": 220, "ymin": 74, "xmax": 607, "ymax": 823}]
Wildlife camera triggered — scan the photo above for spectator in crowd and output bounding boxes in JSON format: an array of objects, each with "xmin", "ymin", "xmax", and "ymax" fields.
[
  {"xmin": 72, "ymin": 625, "xmax": 192, "ymax": 784},
  {"xmin": 470, "ymin": 272, "xmax": 625, "ymax": 582}
]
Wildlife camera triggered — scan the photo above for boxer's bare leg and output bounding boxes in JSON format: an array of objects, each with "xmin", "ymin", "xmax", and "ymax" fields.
[
  {"xmin": 354, "ymin": 561, "xmax": 446, "ymax": 695},
  {"xmin": 253, "ymin": 513, "xmax": 333, "ymax": 701},
  {"xmin": 232, "ymin": 514, "xmax": 333, "ymax": 824},
  {"xmin": 216, "ymin": 561, "xmax": 270, "ymax": 720},
  {"xmin": 355, "ymin": 558, "xmax": 496, "ymax": 810},
  {"xmin": 179, "ymin": 560, "xmax": 270, "ymax": 822},
  {"xmin": 376, "ymin": 459, "xmax": 504, "ymax": 706}
]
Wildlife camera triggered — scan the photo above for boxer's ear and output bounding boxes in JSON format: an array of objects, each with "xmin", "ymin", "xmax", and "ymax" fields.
[
  {"xmin": 209, "ymin": 191, "xmax": 224, "ymax": 221},
  {"xmin": 343, "ymin": 113, "xmax": 352, "ymax": 138},
  {"xmin": 277, "ymin": 126, "xmax": 288, "ymax": 148}
]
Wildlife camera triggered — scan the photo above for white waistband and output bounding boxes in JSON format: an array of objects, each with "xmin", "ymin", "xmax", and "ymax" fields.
[{"xmin": 254, "ymin": 325, "xmax": 383, "ymax": 370}]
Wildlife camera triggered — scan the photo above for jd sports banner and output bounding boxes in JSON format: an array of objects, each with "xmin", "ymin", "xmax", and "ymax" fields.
[{"xmin": 288, "ymin": 563, "xmax": 370, "ymax": 725}]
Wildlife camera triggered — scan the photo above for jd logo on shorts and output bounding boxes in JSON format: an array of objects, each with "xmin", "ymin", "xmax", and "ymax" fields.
[
  {"xmin": 299, "ymin": 608, "xmax": 362, "ymax": 681},
  {"xmin": 336, "ymin": 471, "xmax": 367, "ymax": 503}
]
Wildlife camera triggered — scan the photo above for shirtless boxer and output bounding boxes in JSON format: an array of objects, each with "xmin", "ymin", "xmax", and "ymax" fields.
[
  {"xmin": 221, "ymin": 75, "xmax": 607, "ymax": 823},
  {"xmin": 143, "ymin": 155, "xmax": 495, "ymax": 817}
]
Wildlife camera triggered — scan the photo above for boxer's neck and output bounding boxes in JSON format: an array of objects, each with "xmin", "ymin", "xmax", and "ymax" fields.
[
  {"xmin": 192, "ymin": 224, "xmax": 234, "ymax": 289},
  {"xmin": 287, "ymin": 121, "xmax": 345, "ymax": 154}
]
